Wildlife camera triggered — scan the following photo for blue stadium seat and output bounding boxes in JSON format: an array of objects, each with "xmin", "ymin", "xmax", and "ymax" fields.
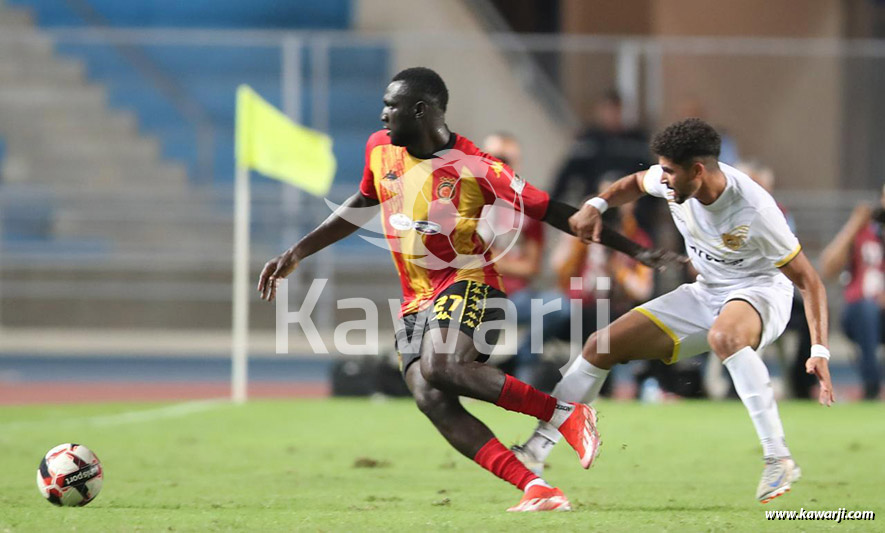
[
  {"xmin": 0, "ymin": 185, "xmax": 112, "ymax": 254},
  {"xmin": 7, "ymin": 0, "xmax": 352, "ymax": 29},
  {"xmin": 10, "ymin": 0, "xmax": 388, "ymax": 187}
]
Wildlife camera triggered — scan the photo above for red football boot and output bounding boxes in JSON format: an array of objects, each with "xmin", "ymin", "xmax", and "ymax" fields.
[
  {"xmin": 557, "ymin": 403, "xmax": 601, "ymax": 469},
  {"xmin": 507, "ymin": 485, "xmax": 572, "ymax": 512}
]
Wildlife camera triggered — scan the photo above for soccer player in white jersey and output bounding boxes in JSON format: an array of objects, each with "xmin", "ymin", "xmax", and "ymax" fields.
[{"xmin": 513, "ymin": 118, "xmax": 834, "ymax": 504}]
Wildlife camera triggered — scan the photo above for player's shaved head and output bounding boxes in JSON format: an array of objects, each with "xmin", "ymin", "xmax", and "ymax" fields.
[
  {"xmin": 391, "ymin": 67, "xmax": 448, "ymax": 112},
  {"xmin": 650, "ymin": 118, "xmax": 721, "ymax": 168},
  {"xmin": 381, "ymin": 67, "xmax": 451, "ymax": 152}
]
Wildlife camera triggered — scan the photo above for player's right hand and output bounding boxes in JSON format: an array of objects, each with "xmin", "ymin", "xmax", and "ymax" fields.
[
  {"xmin": 257, "ymin": 250, "xmax": 299, "ymax": 302},
  {"xmin": 569, "ymin": 204, "xmax": 603, "ymax": 243}
]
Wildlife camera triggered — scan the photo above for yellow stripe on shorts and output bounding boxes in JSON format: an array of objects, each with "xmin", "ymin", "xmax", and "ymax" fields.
[
  {"xmin": 458, "ymin": 281, "xmax": 472, "ymax": 323},
  {"xmin": 633, "ymin": 307, "xmax": 681, "ymax": 364}
]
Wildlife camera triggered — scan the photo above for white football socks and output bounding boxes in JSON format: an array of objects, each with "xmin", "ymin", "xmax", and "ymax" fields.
[
  {"xmin": 524, "ymin": 357, "xmax": 611, "ymax": 461},
  {"xmin": 521, "ymin": 347, "xmax": 792, "ymax": 463},
  {"xmin": 723, "ymin": 346, "xmax": 791, "ymax": 458},
  {"xmin": 548, "ymin": 401, "xmax": 575, "ymax": 428}
]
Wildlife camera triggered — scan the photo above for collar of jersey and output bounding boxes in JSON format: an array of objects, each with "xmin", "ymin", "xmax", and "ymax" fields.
[
  {"xmin": 406, "ymin": 132, "xmax": 457, "ymax": 160},
  {"xmin": 699, "ymin": 166, "xmax": 734, "ymax": 212}
]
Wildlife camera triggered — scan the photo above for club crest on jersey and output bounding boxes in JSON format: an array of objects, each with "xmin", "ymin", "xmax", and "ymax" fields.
[
  {"xmin": 436, "ymin": 178, "xmax": 456, "ymax": 202},
  {"xmin": 721, "ymin": 225, "xmax": 749, "ymax": 250}
]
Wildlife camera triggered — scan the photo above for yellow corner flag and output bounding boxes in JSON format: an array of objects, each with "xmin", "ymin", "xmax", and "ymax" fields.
[{"xmin": 236, "ymin": 84, "xmax": 336, "ymax": 197}]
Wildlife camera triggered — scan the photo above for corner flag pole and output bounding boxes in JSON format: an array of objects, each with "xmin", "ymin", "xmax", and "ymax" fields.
[
  {"xmin": 232, "ymin": 84, "xmax": 336, "ymax": 404},
  {"xmin": 231, "ymin": 162, "xmax": 250, "ymax": 404}
]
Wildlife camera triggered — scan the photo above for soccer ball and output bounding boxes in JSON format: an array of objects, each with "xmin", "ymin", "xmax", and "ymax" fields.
[{"xmin": 36, "ymin": 443, "xmax": 103, "ymax": 506}]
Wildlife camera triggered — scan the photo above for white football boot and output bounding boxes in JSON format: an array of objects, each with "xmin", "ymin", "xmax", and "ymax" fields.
[{"xmin": 757, "ymin": 456, "xmax": 801, "ymax": 504}]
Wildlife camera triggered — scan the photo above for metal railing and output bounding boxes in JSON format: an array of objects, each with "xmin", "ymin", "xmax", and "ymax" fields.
[
  {"xmin": 1, "ymin": 28, "xmax": 883, "ymax": 332},
  {"xmin": 0, "ymin": 184, "xmax": 868, "ymax": 297},
  {"xmin": 33, "ymin": 28, "xmax": 885, "ymax": 134}
]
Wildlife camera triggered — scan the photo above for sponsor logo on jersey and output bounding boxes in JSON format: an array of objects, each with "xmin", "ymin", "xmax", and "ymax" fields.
[
  {"xmin": 688, "ymin": 244, "xmax": 745, "ymax": 266},
  {"xmin": 388, "ymin": 213, "xmax": 413, "ymax": 231},
  {"xmin": 383, "ymin": 171, "xmax": 399, "ymax": 180},
  {"xmin": 413, "ymin": 220, "xmax": 442, "ymax": 235},
  {"xmin": 510, "ymin": 173, "xmax": 526, "ymax": 194},
  {"xmin": 721, "ymin": 225, "xmax": 749, "ymax": 250},
  {"xmin": 490, "ymin": 160, "xmax": 504, "ymax": 178}
]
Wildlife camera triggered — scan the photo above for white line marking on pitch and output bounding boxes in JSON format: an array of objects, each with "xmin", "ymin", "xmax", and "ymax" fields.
[{"xmin": 0, "ymin": 398, "xmax": 230, "ymax": 432}]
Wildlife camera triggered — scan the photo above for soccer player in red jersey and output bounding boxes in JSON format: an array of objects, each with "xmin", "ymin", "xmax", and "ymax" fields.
[{"xmin": 258, "ymin": 67, "xmax": 681, "ymax": 511}]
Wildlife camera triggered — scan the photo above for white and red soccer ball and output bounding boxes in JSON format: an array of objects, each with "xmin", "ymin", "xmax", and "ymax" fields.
[{"xmin": 36, "ymin": 443, "xmax": 103, "ymax": 506}]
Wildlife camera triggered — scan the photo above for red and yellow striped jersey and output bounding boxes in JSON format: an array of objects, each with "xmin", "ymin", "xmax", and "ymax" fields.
[{"xmin": 359, "ymin": 130, "xmax": 550, "ymax": 315}]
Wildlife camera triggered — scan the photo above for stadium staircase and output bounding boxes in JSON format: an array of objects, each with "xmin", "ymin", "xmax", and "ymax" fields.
[
  {"xmin": 0, "ymin": 3, "xmax": 191, "ymax": 217},
  {"xmin": 0, "ymin": 0, "xmax": 398, "ymax": 335}
]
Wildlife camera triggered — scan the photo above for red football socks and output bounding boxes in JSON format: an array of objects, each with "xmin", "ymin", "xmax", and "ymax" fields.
[
  {"xmin": 495, "ymin": 374, "xmax": 557, "ymax": 422},
  {"xmin": 473, "ymin": 438, "xmax": 538, "ymax": 490}
]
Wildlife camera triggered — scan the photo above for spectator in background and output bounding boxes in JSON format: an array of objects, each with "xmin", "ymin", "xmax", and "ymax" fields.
[
  {"xmin": 482, "ymin": 133, "xmax": 569, "ymax": 381},
  {"xmin": 821, "ymin": 185, "xmax": 885, "ymax": 400},
  {"xmin": 676, "ymin": 97, "xmax": 740, "ymax": 165},
  {"xmin": 737, "ymin": 161, "xmax": 795, "ymax": 231},
  {"xmin": 738, "ymin": 161, "xmax": 814, "ymax": 398},
  {"xmin": 549, "ymin": 90, "xmax": 657, "ymax": 238}
]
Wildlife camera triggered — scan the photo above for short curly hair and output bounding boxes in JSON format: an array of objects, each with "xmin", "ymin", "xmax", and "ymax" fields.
[{"xmin": 650, "ymin": 118, "xmax": 721, "ymax": 166}]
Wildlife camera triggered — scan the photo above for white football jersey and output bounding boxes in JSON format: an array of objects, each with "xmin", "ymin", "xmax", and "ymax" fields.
[{"xmin": 642, "ymin": 163, "xmax": 800, "ymax": 292}]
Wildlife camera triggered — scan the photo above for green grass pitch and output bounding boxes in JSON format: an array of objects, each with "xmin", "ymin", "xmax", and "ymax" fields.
[{"xmin": 0, "ymin": 398, "xmax": 881, "ymax": 532}]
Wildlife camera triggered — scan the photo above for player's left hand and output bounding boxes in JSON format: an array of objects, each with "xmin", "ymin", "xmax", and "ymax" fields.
[
  {"xmin": 634, "ymin": 248, "xmax": 690, "ymax": 272},
  {"xmin": 806, "ymin": 356, "xmax": 835, "ymax": 406}
]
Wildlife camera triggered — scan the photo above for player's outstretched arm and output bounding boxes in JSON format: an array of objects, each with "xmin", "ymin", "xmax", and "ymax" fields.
[
  {"xmin": 568, "ymin": 171, "xmax": 647, "ymax": 242},
  {"xmin": 779, "ymin": 251, "xmax": 835, "ymax": 406},
  {"xmin": 544, "ymin": 170, "xmax": 686, "ymax": 270},
  {"xmin": 542, "ymin": 198, "xmax": 686, "ymax": 271},
  {"xmin": 257, "ymin": 192, "xmax": 379, "ymax": 301}
]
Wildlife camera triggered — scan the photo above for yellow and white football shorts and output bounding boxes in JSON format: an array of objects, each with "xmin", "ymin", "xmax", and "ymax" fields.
[{"xmin": 633, "ymin": 277, "xmax": 794, "ymax": 364}]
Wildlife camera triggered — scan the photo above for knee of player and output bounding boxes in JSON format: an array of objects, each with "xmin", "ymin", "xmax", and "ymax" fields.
[
  {"xmin": 419, "ymin": 357, "xmax": 454, "ymax": 388},
  {"xmin": 412, "ymin": 391, "xmax": 436, "ymax": 416},
  {"xmin": 411, "ymin": 383, "xmax": 446, "ymax": 416},
  {"xmin": 707, "ymin": 328, "xmax": 751, "ymax": 359}
]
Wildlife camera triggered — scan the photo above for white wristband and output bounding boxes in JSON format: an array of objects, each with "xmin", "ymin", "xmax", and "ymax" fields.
[
  {"xmin": 585, "ymin": 197, "xmax": 609, "ymax": 214},
  {"xmin": 810, "ymin": 344, "xmax": 830, "ymax": 360}
]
